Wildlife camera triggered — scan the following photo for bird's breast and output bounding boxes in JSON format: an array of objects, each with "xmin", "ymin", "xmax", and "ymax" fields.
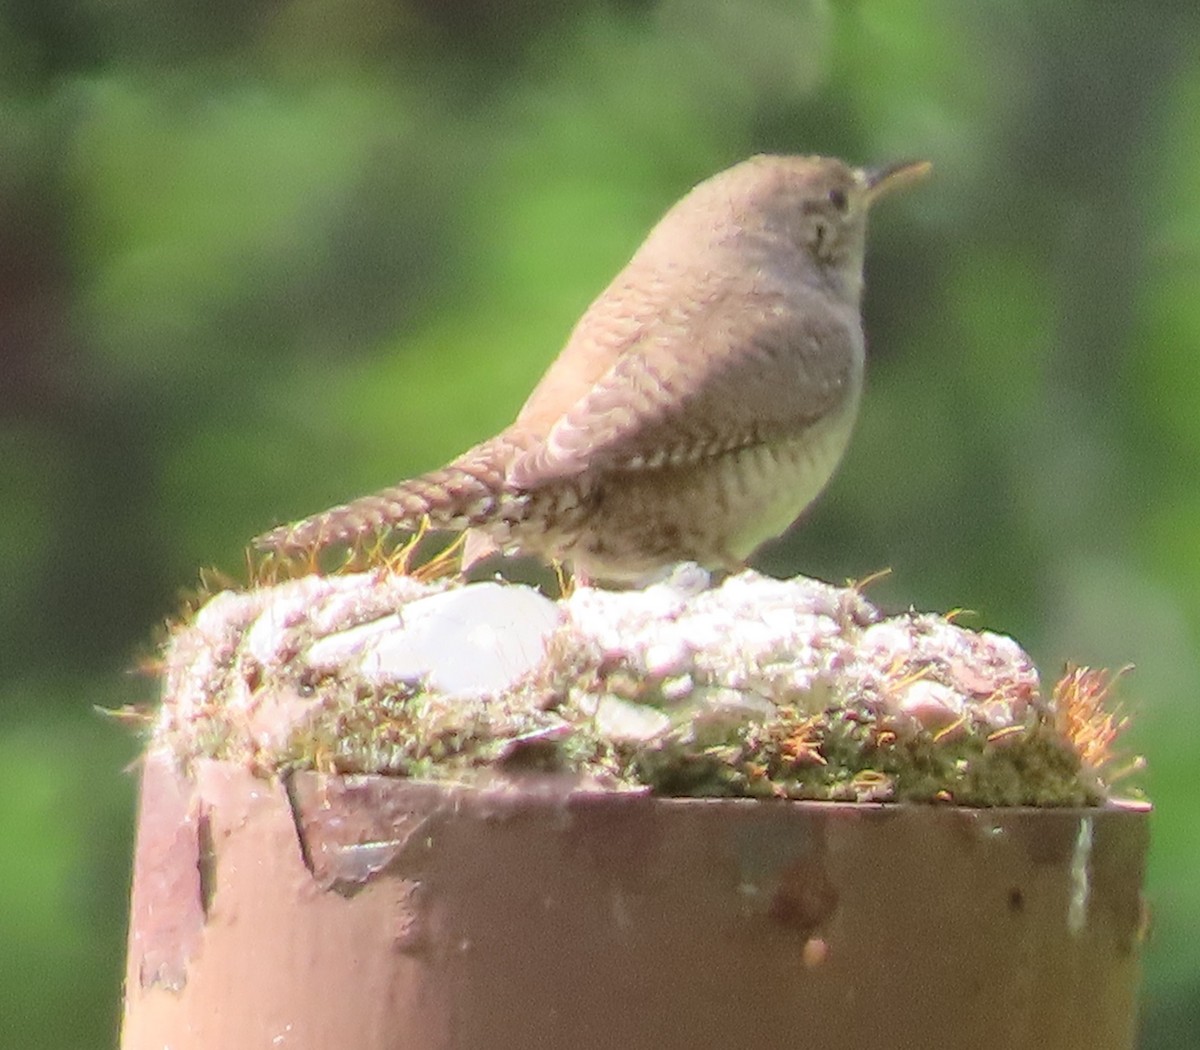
[{"xmin": 720, "ymin": 372, "xmax": 863, "ymax": 561}]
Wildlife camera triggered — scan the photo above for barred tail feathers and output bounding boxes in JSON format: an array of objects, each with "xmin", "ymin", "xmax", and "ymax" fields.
[{"xmin": 254, "ymin": 442, "xmax": 513, "ymax": 553}]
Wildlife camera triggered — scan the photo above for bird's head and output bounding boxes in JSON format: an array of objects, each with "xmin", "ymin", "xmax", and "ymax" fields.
[{"xmin": 723, "ymin": 154, "xmax": 932, "ymax": 303}]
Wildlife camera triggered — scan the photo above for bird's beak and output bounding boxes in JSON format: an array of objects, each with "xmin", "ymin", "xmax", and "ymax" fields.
[{"xmin": 860, "ymin": 159, "xmax": 933, "ymax": 205}]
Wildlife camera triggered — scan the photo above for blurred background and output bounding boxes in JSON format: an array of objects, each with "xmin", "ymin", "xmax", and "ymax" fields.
[{"xmin": 1, "ymin": 0, "xmax": 1197, "ymax": 1045}]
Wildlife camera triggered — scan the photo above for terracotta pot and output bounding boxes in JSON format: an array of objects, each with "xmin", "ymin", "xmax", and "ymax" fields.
[{"xmin": 121, "ymin": 752, "xmax": 1148, "ymax": 1050}]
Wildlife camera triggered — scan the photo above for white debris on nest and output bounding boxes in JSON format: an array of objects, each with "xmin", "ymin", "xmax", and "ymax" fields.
[
  {"xmin": 849, "ymin": 614, "xmax": 1040, "ymax": 732},
  {"xmin": 305, "ymin": 582, "xmax": 562, "ymax": 694},
  {"xmin": 160, "ymin": 573, "xmax": 449, "ymax": 751},
  {"xmin": 155, "ymin": 565, "xmax": 1045, "ymax": 763},
  {"xmin": 564, "ymin": 565, "xmax": 880, "ymax": 734}
]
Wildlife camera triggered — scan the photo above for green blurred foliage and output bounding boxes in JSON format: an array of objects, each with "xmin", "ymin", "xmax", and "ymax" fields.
[{"xmin": 1, "ymin": 1, "xmax": 1197, "ymax": 1045}]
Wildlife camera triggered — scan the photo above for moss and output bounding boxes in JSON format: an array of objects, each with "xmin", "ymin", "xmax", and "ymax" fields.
[
  {"xmin": 258, "ymin": 673, "xmax": 1106, "ymax": 805},
  {"xmin": 633, "ymin": 702, "xmax": 1100, "ymax": 806}
]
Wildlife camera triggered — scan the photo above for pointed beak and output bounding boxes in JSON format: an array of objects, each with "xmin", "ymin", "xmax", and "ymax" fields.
[{"xmin": 861, "ymin": 159, "xmax": 933, "ymax": 205}]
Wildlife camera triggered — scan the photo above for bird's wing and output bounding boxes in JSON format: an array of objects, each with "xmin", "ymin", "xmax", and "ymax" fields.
[{"xmin": 507, "ymin": 283, "xmax": 860, "ymax": 490}]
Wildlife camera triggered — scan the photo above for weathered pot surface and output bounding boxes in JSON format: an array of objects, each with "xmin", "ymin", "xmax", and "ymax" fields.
[{"xmin": 121, "ymin": 752, "xmax": 1149, "ymax": 1050}]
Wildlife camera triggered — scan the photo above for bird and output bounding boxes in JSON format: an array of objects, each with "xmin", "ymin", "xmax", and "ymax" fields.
[{"xmin": 255, "ymin": 154, "xmax": 930, "ymax": 584}]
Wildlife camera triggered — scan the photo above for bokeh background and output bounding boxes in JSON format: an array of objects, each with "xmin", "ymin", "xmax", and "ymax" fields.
[{"xmin": 2, "ymin": 1, "xmax": 1197, "ymax": 1046}]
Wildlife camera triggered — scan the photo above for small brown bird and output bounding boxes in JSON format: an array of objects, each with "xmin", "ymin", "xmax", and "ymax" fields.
[{"xmin": 256, "ymin": 154, "xmax": 929, "ymax": 583}]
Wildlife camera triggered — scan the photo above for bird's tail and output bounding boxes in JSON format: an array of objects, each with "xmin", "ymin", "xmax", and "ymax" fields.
[{"xmin": 253, "ymin": 439, "xmax": 517, "ymax": 553}]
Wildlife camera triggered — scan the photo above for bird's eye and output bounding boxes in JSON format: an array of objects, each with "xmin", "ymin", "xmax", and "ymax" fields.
[{"xmin": 827, "ymin": 187, "xmax": 848, "ymax": 211}]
